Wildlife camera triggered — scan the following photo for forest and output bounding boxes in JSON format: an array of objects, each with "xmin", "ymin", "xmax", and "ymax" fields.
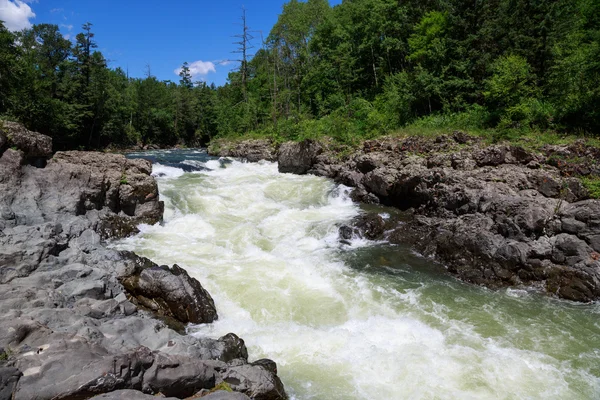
[{"xmin": 0, "ymin": 0, "xmax": 599, "ymax": 150}]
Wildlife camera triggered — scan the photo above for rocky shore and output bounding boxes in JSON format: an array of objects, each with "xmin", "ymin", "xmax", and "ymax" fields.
[
  {"xmin": 209, "ymin": 134, "xmax": 600, "ymax": 302},
  {"xmin": 0, "ymin": 122, "xmax": 287, "ymax": 400}
]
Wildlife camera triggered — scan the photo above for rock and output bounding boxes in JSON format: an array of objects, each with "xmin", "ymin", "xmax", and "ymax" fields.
[
  {"xmin": 91, "ymin": 389, "xmax": 178, "ymax": 399},
  {"xmin": 220, "ymin": 364, "xmax": 287, "ymax": 400},
  {"xmin": 121, "ymin": 261, "xmax": 218, "ymax": 328},
  {"xmin": 0, "ymin": 130, "xmax": 6, "ymax": 153},
  {"xmin": 209, "ymin": 139, "xmax": 277, "ymax": 162},
  {"xmin": 0, "ymin": 124, "xmax": 288, "ymax": 400},
  {"xmin": 474, "ymin": 145, "xmax": 508, "ymax": 166},
  {"xmin": 266, "ymin": 133, "xmax": 600, "ymax": 302},
  {"xmin": 354, "ymin": 214, "xmax": 386, "ymax": 240},
  {"xmin": 217, "ymin": 333, "xmax": 248, "ymax": 363},
  {"xmin": 278, "ymin": 140, "xmax": 322, "ymax": 174},
  {"xmin": 452, "ymin": 130, "xmax": 473, "ymax": 144},
  {"xmin": 202, "ymin": 391, "xmax": 252, "ymax": 400},
  {"xmin": 142, "ymin": 353, "xmax": 216, "ymax": 398},
  {"xmin": 0, "ymin": 121, "xmax": 52, "ymax": 159},
  {"xmin": 0, "ymin": 367, "xmax": 22, "ymax": 400}
]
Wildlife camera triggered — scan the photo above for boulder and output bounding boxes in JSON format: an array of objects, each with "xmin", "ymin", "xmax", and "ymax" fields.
[
  {"xmin": 0, "ymin": 121, "xmax": 52, "ymax": 159},
  {"xmin": 220, "ymin": 364, "xmax": 287, "ymax": 400},
  {"xmin": 121, "ymin": 261, "xmax": 218, "ymax": 329},
  {"xmin": 278, "ymin": 140, "xmax": 322, "ymax": 174}
]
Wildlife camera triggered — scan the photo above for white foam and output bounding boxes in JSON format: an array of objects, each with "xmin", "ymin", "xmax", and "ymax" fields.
[
  {"xmin": 113, "ymin": 158, "xmax": 600, "ymax": 400},
  {"xmin": 151, "ymin": 163, "xmax": 185, "ymax": 178}
]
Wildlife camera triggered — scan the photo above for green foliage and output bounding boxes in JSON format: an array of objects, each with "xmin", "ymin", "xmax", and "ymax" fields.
[
  {"xmin": 0, "ymin": 0, "xmax": 598, "ymax": 150},
  {"xmin": 485, "ymin": 55, "xmax": 537, "ymax": 110},
  {"xmin": 410, "ymin": 105, "xmax": 490, "ymax": 131}
]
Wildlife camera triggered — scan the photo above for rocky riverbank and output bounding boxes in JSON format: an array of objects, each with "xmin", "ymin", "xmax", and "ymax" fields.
[
  {"xmin": 209, "ymin": 134, "xmax": 600, "ymax": 302},
  {"xmin": 0, "ymin": 122, "xmax": 287, "ymax": 400}
]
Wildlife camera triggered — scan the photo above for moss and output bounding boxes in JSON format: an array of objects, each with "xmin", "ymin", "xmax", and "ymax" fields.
[
  {"xmin": 120, "ymin": 173, "xmax": 128, "ymax": 185},
  {"xmin": 209, "ymin": 382, "xmax": 233, "ymax": 393},
  {"xmin": 581, "ymin": 176, "xmax": 600, "ymax": 199}
]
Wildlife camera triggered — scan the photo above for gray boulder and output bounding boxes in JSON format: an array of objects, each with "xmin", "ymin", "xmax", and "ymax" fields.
[
  {"xmin": 121, "ymin": 261, "xmax": 218, "ymax": 330},
  {"xmin": 278, "ymin": 140, "xmax": 322, "ymax": 174},
  {"xmin": 0, "ymin": 367, "xmax": 22, "ymax": 400},
  {"xmin": 0, "ymin": 121, "xmax": 52, "ymax": 159}
]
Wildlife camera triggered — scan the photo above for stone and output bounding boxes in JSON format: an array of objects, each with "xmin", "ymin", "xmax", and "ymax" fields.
[
  {"xmin": 278, "ymin": 140, "xmax": 322, "ymax": 174},
  {"xmin": 121, "ymin": 262, "xmax": 218, "ymax": 327},
  {"xmin": 220, "ymin": 364, "xmax": 287, "ymax": 400},
  {"xmin": 0, "ymin": 121, "xmax": 52, "ymax": 159},
  {"xmin": 0, "ymin": 124, "xmax": 288, "ymax": 400},
  {"xmin": 91, "ymin": 390, "xmax": 178, "ymax": 399},
  {"xmin": 0, "ymin": 367, "xmax": 22, "ymax": 400}
]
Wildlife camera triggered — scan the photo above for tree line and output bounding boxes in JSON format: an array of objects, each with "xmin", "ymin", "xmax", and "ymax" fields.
[
  {"xmin": 1, "ymin": 0, "xmax": 599, "ymax": 149},
  {"xmin": 0, "ymin": 22, "xmax": 219, "ymax": 149}
]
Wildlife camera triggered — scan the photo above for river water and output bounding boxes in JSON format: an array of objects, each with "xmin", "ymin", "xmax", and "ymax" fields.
[{"xmin": 115, "ymin": 149, "xmax": 600, "ymax": 400}]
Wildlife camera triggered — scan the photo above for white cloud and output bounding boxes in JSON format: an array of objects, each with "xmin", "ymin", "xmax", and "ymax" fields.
[
  {"xmin": 60, "ymin": 23, "xmax": 73, "ymax": 31},
  {"xmin": 0, "ymin": 0, "xmax": 36, "ymax": 31},
  {"xmin": 174, "ymin": 60, "xmax": 216, "ymax": 80}
]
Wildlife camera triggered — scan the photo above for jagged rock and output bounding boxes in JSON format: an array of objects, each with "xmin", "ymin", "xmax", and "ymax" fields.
[
  {"xmin": 0, "ymin": 121, "xmax": 52, "ymax": 159},
  {"xmin": 278, "ymin": 140, "xmax": 322, "ymax": 174},
  {"xmin": 0, "ymin": 124, "xmax": 288, "ymax": 400},
  {"xmin": 217, "ymin": 333, "xmax": 249, "ymax": 363},
  {"xmin": 121, "ymin": 261, "xmax": 217, "ymax": 329},
  {"xmin": 0, "ymin": 367, "xmax": 22, "ymax": 400},
  {"xmin": 220, "ymin": 364, "xmax": 287, "ymax": 400},
  {"xmin": 141, "ymin": 352, "xmax": 217, "ymax": 398},
  {"xmin": 209, "ymin": 139, "xmax": 277, "ymax": 162}
]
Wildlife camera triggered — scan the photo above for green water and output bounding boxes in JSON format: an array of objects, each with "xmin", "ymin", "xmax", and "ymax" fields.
[{"xmin": 116, "ymin": 153, "xmax": 600, "ymax": 399}]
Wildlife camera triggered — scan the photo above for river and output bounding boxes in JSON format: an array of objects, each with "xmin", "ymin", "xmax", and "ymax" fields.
[{"xmin": 114, "ymin": 149, "xmax": 600, "ymax": 400}]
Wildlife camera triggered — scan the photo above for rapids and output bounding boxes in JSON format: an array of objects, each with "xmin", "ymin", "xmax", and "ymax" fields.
[{"xmin": 115, "ymin": 149, "xmax": 600, "ymax": 400}]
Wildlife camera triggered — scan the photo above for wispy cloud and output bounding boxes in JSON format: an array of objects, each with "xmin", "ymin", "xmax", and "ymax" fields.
[
  {"xmin": 0, "ymin": 0, "xmax": 36, "ymax": 31},
  {"xmin": 50, "ymin": 8, "xmax": 63, "ymax": 13},
  {"xmin": 215, "ymin": 59, "xmax": 234, "ymax": 66},
  {"xmin": 174, "ymin": 60, "xmax": 217, "ymax": 80},
  {"xmin": 60, "ymin": 23, "xmax": 73, "ymax": 31}
]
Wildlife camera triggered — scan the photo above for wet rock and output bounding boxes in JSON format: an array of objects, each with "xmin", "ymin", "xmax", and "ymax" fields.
[
  {"xmin": 220, "ymin": 364, "xmax": 287, "ymax": 400},
  {"xmin": 121, "ymin": 262, "xmax": 218, "ymax": 328},
  {"xmin": 278, "ymin": 140, "xmax": 322, "ymax": 174},
  {"xmin": 354, "ymin": 214, "xmax": 387, "ymax": 240},
  {"xmin": 217, "ymin": 333, "xmax": 249, "ymax": 363}
]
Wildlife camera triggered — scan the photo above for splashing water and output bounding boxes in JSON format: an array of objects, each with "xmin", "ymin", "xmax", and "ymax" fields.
[{"xmin": 114, "ymin": 150, "xmax": 600, "ymax": 400}]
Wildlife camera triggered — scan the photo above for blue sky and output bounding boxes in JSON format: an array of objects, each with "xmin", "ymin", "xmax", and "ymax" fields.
[{"xmin": 0, "ymin": 0, "xmax": 341, "ymax": 85}]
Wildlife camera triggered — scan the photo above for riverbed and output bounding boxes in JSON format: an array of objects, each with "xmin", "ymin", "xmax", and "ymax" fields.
[{"xmin": 114, "ymin": 149, "xmax": 600, "ymax": 400}]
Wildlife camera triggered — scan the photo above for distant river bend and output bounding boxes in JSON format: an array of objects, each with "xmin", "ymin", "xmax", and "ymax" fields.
[{"xmin": 115, "ymin": 149, "xmax": 600, "ymax": 400}]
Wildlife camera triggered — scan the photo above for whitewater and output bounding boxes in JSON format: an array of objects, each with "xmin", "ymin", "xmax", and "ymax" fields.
[{"xmin": 114, "ymin": 149, "xmax": 600, "ymax": 400}]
